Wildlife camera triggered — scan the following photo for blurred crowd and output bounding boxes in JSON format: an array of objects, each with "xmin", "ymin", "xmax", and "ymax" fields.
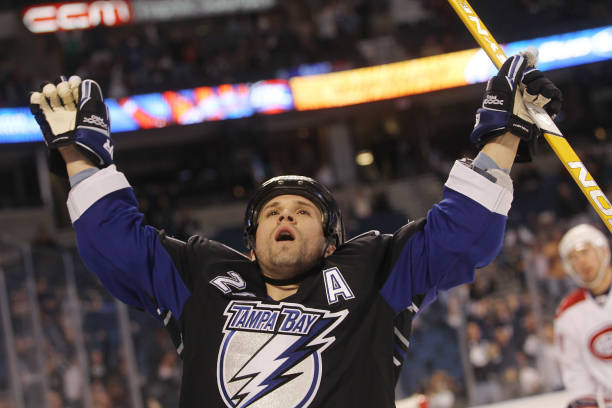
[
  {"xmin": 2, "ymin": 0, "xmax": 612, "ymax": 106},
  {"xmin": 0, "ymin": 245, "xmax": 185, "ymax": 408},
  {"xmin": 1, "ymin": 0, "xmax": 612, "ymax": 211}
]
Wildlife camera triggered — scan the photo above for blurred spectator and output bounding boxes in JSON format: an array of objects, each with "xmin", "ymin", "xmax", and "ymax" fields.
[
  {"xmin": 492, "ymin": 325, "xmax": 520, "ymax": 399},
  {"xmin": 519, "ymin": 311, "xmax": 539, "ymax": 362},
  {"xmin": 106, "ymin": 374, "xmax": 130, "ymax": 408},
  {"xmin": 148, "ymin": 350, "xmax": 182, "ymax": 407},
  {"xmin": 517, "ymin": 352, "xmax": 542, "ymax": 396},
  {"xmin": 537, "ymin": 323, "xmax": 563, "ymax": 391},
  {"xmin": 63, "ymin": 357, "xmax": 84, "ymax": 405},
  {"xmin": 47, "ymin": 390, "xmax": 64, "ymax": 408},
  {"xmin": 425, "ymin": 370, "xmax": 456, "ymax": 408},
  {"xmin": 466, "ymin": 321, "xmax": 501, "ymax": 404},
  {"xmin": 91, "ymin": 380, "xmax": 112, "ymax": 408},
  {"xmin": 90, "ymin": 349, "xmax": 107, "ymax": 381}
]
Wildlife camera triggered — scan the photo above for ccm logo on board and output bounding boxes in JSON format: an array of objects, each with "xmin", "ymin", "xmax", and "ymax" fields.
[{"xmin": 22, "ymin": 1, "xmax": 132, "ymax": 34}]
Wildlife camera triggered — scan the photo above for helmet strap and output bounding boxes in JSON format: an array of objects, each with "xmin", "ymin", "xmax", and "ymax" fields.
[
  {"xmin": 262, "ymin": 274, "xmax": 309, "ymax": 286},
  {"xmin": 258, "ymin": 250, "xmax": 328, "ymax": 287},
  {"xmin": 261, "ymin": 260, "xmax": 323, "ymax": 286}
]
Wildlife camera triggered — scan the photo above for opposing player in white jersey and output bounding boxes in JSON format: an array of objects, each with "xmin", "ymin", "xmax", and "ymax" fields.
[{"xmin": 555, "ymin": 224, "xmax": 612, "ymax": 407}]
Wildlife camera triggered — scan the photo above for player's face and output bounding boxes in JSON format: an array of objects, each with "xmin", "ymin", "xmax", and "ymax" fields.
[
  {"xmin": 567, "ymin": 243, "xmax": 604, "ymax": 284},
  {"xmin": 254, "ymin": 195, "xmax": 330, "ymax": 278}
]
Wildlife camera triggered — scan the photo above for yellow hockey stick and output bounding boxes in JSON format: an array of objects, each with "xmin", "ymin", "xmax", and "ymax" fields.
[{"xmin": 448, "ymin": 0, "xmax": 612, "ymax": 233}]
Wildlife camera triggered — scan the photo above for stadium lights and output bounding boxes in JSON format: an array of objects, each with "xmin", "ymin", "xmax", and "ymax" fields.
[
  {"xmin": 1, "ymin": 25, "xmax": 611, "ymax": 144},
  {"xmin": 594, "ymin": 127, "xmax": 607, "ymax": 141},
  {"xmin": 291, "ymin": 25, "xmax": 612, "ymax": 110},
  {"xmin": 355, "ymin": 151, "xmax": 374, "ymax": 167}
]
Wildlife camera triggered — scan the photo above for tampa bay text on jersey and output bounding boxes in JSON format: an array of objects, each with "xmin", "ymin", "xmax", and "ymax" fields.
[{"xmin": 218, "ymin": 300, "xmax": 348, "ymax": 407}]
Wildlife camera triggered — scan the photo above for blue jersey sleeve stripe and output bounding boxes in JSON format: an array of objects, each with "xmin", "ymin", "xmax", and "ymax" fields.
[
  {"xmin": 380, "ymin": 179, "xmax": 507, "ymax": 313},
  {"xmin": 393, "ymin": 343, "xmax": 407, "ymax": 360},
  {"xmin": 67, "ymin": 165, "xmax": 130, "ymax": 223},
  {"xmin": 74, "ymin": 188, "xmax": 191, "ymax": 320},
  {"xmin": 444, "ymin": 160, "xmax": 513, "ymax": 215}
]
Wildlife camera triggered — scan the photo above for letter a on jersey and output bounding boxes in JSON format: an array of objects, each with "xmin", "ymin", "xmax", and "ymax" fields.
[{"xmin": 322, "ymin": 267, "xmax": 355, "ymax": 305}]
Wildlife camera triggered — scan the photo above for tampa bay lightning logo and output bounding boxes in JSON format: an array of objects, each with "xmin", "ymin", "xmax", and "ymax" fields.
[{"xmin": 217, "ymin": 300, "xmax": 347, "ymax": 407}]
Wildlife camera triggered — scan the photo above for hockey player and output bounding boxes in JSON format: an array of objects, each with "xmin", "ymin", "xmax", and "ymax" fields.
[
  {"xmin": 29, "ymin": 51, "xmax": 561, "ymax": 407},
  {"xmin": 555, "ymin": 224, "xmax": 612, "ymax": 407}
]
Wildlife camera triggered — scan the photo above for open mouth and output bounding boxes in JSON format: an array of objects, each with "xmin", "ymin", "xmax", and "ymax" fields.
[{"xmin": 275, "ymin": 228, "xmax": 295, "ymax": 242}]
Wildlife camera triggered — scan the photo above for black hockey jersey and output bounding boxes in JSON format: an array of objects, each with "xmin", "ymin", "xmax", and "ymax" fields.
[{"xmin": 66, "ymin": 160, "xmax": 511, "ymax": 407}]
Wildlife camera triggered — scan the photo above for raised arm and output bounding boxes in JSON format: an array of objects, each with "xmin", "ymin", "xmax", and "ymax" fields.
[
  {"xmin": 60, "ymin": 144, "xmax": 96, "ymax": 177},
  {"xmin": 480, "ymin": 133, "xmax": 519, "ymax": 170},
  {"xmin": 380, "ymin": 51, "xmax": 562, "ymax": 313},
  {"xmin": 30, "ymin": 77, "xmax": 191, "ymax": 321}
]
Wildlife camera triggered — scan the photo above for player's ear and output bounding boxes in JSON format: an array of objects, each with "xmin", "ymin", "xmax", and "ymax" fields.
[
  {"xmin": 249, "ymin": 249, "xmax": 256, "ymax": 261},
  {"xmin": 324, "ymin": 244, "xmax": 336, "ymax": 258}
]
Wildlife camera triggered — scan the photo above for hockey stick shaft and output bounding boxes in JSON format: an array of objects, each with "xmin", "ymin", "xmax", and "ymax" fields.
[{"xmin": 448, "ymin": 0, "xmax": 612, "ymax": 233}]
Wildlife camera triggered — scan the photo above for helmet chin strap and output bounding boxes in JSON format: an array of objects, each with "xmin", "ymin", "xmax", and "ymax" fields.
[
  {"xmin": 262, "ymin": 273, "xmax": 312, "ymax": 286},
  {"xmin": 253, "ymin": 245, "xmax": 328, "ymax": 287}
]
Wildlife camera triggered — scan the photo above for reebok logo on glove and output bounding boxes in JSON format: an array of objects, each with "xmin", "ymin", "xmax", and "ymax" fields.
[
  {"xmin": 82, "ymin": 114, "xmax": 109, "ymax": 130},
  {"xmin": 484, "ymin": 94, "xmax": 504, "ymax": 106}
]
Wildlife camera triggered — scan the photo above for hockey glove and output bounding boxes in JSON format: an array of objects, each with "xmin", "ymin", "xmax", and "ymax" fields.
[
  {"xmin": 30, "ymin": 76, "xmax": 113, "ymax": 176},
  {"xmin": 470, "ymin": 50, "xmax": 562, "ymax": 162},
  {"xmin": 522, "ymin": 65, "xmax": 563, "ymax": 116},
  {"xmin": 30, "ymin": 76, "xmax": 80, "ymax": 175},
  {"xmin": 74, "ymin": 77, "xmax": 114, "ymax": 168}
]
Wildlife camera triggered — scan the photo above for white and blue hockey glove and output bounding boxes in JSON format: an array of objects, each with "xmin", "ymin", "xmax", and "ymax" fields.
[
  {"xmin": 30, "ymin": 76, "xmax": 114, "ymax": 176},
  {"xmin": 470, "ymin": 50, "xmax": 562, "ymax": 162}
]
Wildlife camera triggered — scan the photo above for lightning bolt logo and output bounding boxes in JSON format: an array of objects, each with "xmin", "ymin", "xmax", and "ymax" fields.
[{"xmin": 217, "ymin": 301, "xmax": 347, "ymax": 408}]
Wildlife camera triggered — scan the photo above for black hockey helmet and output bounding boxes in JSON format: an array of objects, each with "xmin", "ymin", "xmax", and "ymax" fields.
[{"xmin": 244, "ymin": 175, "xmax": 345, "ymax": 250}]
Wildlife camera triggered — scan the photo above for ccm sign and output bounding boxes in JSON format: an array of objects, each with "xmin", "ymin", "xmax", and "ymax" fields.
[{"xmin": 22, "ymin": 1, "xmax": 132, "ymax": 33}]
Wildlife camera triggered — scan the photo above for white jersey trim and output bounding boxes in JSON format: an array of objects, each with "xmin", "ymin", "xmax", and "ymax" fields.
[
  {"xmin": 67, "ymin": 165, "xmax": 130, "ymax": 223},
  {"xmin": 445, "ymin": 160, "xmax": 513, "ymax": 216}
]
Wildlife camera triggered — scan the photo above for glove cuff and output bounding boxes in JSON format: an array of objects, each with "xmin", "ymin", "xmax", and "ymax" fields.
[
  {"xmin": 506, "ymin": 115, "xmax": 537, "ymax": 140},
  {"xmin": 508, "ymin": 115, "xmax": 540, "ymax": 162},
  {"xmin": 48, "ymin": 132, "xmax": 75, "ymax": 148},
  {"xmin": 471, "ymin": 108, "xmax": 509, "ymax": 146},
  {"xmin": 75, "ymin": 141, "xmax": 109, "ymax": 168},
  {"xmin": 74, "ymin": 125, "xmax": 114, "ymax": 168}
]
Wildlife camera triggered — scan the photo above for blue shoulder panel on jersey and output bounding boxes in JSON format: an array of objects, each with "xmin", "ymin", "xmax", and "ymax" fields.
[
  {"xmin": 73, "ymin": 188, "xmax": 191, "ymax": 320},
  {"xmin": 380, "ymin": 186, "xmax": 506, "ymax": 314}
]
